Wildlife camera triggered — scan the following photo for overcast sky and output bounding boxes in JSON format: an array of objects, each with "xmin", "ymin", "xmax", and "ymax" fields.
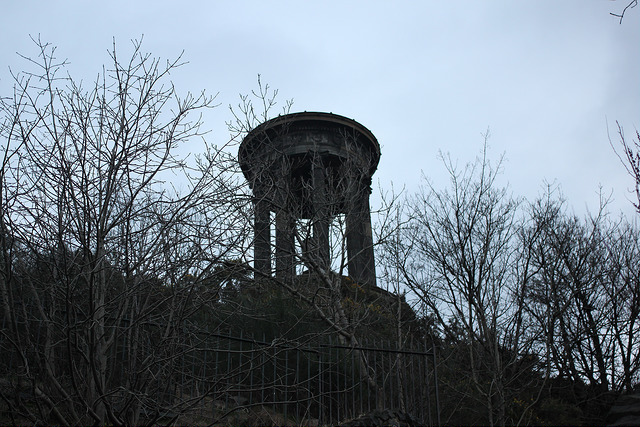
[{"xmin": 2, "ymin": 1, "xmax": 639, "ymax": 218}]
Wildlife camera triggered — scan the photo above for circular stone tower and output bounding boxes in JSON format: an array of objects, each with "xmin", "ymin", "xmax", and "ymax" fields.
[{"xmin": 239, "ymin": 112, "xmax": 380, "ymax": 287}]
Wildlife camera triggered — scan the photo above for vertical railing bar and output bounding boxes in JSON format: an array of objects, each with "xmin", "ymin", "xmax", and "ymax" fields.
[
  {"xmin": 202, "ymin": 327, "xmax": 208, "ymax": 398},
  {"xmin": 338, "ymin": 343, "xmax": 342, "ymax": 421},
  {"xmin": 344, "ymin": 344, "xmax": 349, "ymax": 420},
  {"xmin": 260, "ymin": 333, "xmax": 267, "ymax": 405},
  {"xmin": 249, "ymin": 334, "xmax": 254, "ymax": 407},
  {"xmin": 181, "ymin": 323, "xmax": 186, "ymax": 401},
  {"xmin": 381, "ymin": 340, "xmax": 387, "ymax": 410},
  {"xmin": 370, "ymin": 339, "xmax": 375, "ymax": 414},
  {"xmin": 391, "ymin": 339, "xmax": 395, "ymax": 412},
  {"xmin": 3, "ymin": 313, "xmax": 13, "ymax": 373},
  {"xmin": 351, "ymin": 345, "xmax": 356, "ymax": 419},
  {"xmin": 392, "ymin": 339, "xmax": 396, "ymax": 411},
  {"xmin": 239, "ymin": 330, "xmax": 244, "ymax": 402},
  {"xmin": 415, "ymin": 342, "xmax": 420, "ymax": 419},
  {"xmin": 391, "ymin": 340, "xmax": 396, "ymax": 411},
  {"xmin": 318, "ymin": 343, "xmax": 323, "ymax": 426},
  {"xmin": 284, "ymin": 346, "xmax": 288, "ymax": 423},
  {"xmin": 403, "ymin": 350, "xmax": 409, "ymax": 418},
  {"xmin": 416, "ymin": 349, "xmax": 421, "ymax": 422},
  {"xmin": 340, "ymin": 343, "xmax": 345, "ymax": 420},
  {"xmin": 306, "ymin": 344, "xmax": 312, "ymax": 424},
  {"xmin": 191, "ymin": 333, "xmax": 196, "ymax": 398},
  {"xmin": 425, "ymin": 346, "xmax": 431, "ymax": 425},
  {"xmin": 200, "ymin": 330, "xmax": 208, "ymax": 416},
  {"xmin": 214, "ymin": 331, "xmax": 220, "ymax": 419},
  {"xmin": 401, "ymin": 343, "xmax": 407, "ymax": 413},
  {"xmin": 121, "ymin": 323, "xmax": 127, "ymax": 393},
  {"xmin": 407, "ymin": 352, "xmax": 413, "ymax": 415},
  {"xmin": 358, "ymin": 343, "xmax": 363, "ymax": 416},
  {"xmin": 296, "ymin": 346, "xmax": 300, "ymax": 422},
  {"xmin": 433, "ymin": 340, "xmax": 441, "ymax": 427},
  {"xmin": 226, "ymin": 333, "xmax": 231, "ymax": 411},
  {"xmin": 342, "ymin": 344, "xmax": 346, "ymax": 420},
  {"xmin": 398, "ymin": 342, "xmax": 403, "ymax": 412},
  {"xmin": 272, "ymin": 342, "xmax": 277, "ymax": 413},
  {"xmin": 328, "ymin": 335, "xmax": 333, "ymax": 424}
]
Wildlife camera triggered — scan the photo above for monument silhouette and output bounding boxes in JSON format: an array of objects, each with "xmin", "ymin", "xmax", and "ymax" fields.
[{"xmin": 239, "ymin": 112, "xmax": 380, "ymax": 287}]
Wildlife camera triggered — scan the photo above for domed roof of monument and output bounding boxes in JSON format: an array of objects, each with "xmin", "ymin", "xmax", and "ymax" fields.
[{"xmin": 238, "ymin": 112, "xmax": 380, "ymax": 179}]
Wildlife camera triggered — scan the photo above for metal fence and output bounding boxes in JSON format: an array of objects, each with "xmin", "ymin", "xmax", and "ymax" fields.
[
  {"xmin": 1, "ymin": 314, "xmax": 439, "ymax": 425},
  {"xmin": 183, "ymin": 331, "xmax": 440, "ymax": 425}
]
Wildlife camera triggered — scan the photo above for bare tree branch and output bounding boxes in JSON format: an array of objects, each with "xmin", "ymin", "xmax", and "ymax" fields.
[
  {"xmin": 609, "ymin": 120, "xmax": 640, "ymax": 214},
  {"xmin": 611, "ymin": 0, "xmax": 638, "ymax": 24}
]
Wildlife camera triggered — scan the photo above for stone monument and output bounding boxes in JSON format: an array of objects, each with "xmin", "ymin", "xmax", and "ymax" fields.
[{"xmin": 239, "ymin": 112, "xmax": 380, "ymax": 287}]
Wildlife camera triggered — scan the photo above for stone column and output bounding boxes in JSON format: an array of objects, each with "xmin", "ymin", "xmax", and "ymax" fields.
[
  {"xmin": 275, "ymin": 210, "xmax": 295, "ymax": 280},
  {"xmin": 312, "ymin": 160, "xmax": 330, "ymax": 270},
  {"xmin": 346, "ymin": 182, "xmax": 376, "ymax": 287},
  {"xmin": 272, "ymin": 157, "xmax": 296, "ymax": 281},
  {"xmin": 253, "ymin": 191, "xmax": 271, "ymax": 277}
]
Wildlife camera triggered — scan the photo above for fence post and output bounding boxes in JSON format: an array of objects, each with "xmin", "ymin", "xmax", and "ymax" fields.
[
  {"xmin": 296, "ymin": 346, "xmax": 301, "ymax": 422},
  {"xmin": 317, "ymin": 344, "xmax": 322, "ymax": 426},
  {"xmin": 261, "ymin": 333, "xmax": 266, "ymax": 407},
  {"xmin": 351, "ymin": 346, "xmax": 356, "ymax": 419},
  {"xmin": 214, "ymin": 331, "xmax": 220, "ymax": 418},
  {"xmin": 284, "ymin": 346, "xmax": 288, "ymax": 423},
  {"xmin": 433, "ymin": 340, "xmax": 441, "ymax": 427},
  {"xmin": 225, "ymin": 332, "xmax": 232, "ymax": 410},
  {"xmin": 249, "ymin": 334, "xmax": 253, "ymax": 407},
  {"xmin": 328, "ymin": 336, "xmax": 333, "ymax": 423},
  {"xmin": 272, "ymin": 342, "xmax": 277, "ymax": 413}
]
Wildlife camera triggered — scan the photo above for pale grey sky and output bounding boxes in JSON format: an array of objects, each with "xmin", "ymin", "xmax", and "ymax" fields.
[{"xmin": 2, "ymin": 1, "xmax": 639, "ymax": 217}]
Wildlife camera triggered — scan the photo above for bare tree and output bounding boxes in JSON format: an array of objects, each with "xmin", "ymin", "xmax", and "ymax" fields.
[
  {"xmin": 380, "ymin": 136, "xmax": 533, "ymax": 427},
  {"xmin": 525, "ymin": 188, "xmax": 640, "ymax": 410},
  {"xmin": 603, "ymin": 220, "xmax": 640, "ymax": 392},
  {"xmin": 610, "ymin": 121, "xmax": 640, "ymax": 214},
  {"xmin": 0, "ymin": 37, "xmax": 248, "ymax": 425}
]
